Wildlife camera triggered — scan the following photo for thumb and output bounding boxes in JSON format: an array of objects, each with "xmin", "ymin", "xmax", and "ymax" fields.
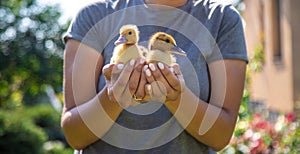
[{"xmin": 102, "ymin": 63, "xmax": 115, "ymax": 81}]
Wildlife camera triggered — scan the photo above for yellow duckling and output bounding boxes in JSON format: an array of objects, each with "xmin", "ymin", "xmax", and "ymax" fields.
[
  {"xmin": 110, "ymin": 24, "xmax": 147, "ymax": 64},
  {"xmin": 146, "ymin": 32, "xmax": 186, "ymax": 66}
]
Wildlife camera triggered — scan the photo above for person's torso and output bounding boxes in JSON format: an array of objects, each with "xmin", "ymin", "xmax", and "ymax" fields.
[{"xmin": 78, "ymin": 0, "xmax": 230, "ymax": 153}]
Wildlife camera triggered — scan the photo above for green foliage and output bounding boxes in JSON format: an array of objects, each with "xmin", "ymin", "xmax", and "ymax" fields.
[
  {"xmin": 237, "ymin": 35, "xmax": 265, "ymax": 122},
  {"xmin": 0, "ymin": 0, "xmax": 68, "ymax": 109},
  {"xmin": 280, "ymin": 119, "xmax": 300, "ymax": 153},
  {"xmin": 0, "ymin": 110, "xmax": 47, "ymax": 154},
  {"xmin": 249, "ymin": 42, "xmax": 265, "ymax": 72},
  {"xmin": 0, "ymin": 0, "xmax": 72, "ymax": 153},
  {"xmin": 44, "ymin": 141, "xmax": 73, "ymax": 154},
  {"xmin": 25, "ymin": 104, "xmax": 65, "ymax": 142},
  {"xmin": 0, "ymin": 104, "xmax": 72, "ymax": 153}
]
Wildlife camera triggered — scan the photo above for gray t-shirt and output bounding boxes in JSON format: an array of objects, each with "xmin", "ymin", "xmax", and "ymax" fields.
[{"xmin": 64, "ymin": 0, "xmax": 248, "ymax": 153}]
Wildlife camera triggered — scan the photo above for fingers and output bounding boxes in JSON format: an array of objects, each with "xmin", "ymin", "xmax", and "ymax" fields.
[
  {"xmin": 112, "ymin": 64, "xmax": 129, "ymax": 91},
  {"xmin": 144, "ymin": 62, "xmax": 185, "ymax": 102},
  {"xmin": 162, "ymin": 64, "xmax": 185, "ymax": 101},
  {"xmin": 129, "ymin": 58, "xmax": 145, "ymax": 98},
  {"xmin": 144, "ymin": 64, "xmax": 167, "ymax": 102},
  {"xmin": 110, "ymin": 60, "xmax": 135, "ymax": 106},
  {"xmin": 111, "ymin": 63, "xmax": 124, "ymax": 83},
  {"xmin": 102, "ymin": 63, "xmax": 115, "ymax": 81},
  {"xmin": 144, "ymin": 65, "xmax": 155, "ymax": 84},
  {"xmin": 149, "ymin": 63, "xmax": 169, "ymax": 88},
  {"xmin": 134, "ymin": 69, "xmax": 148, "ymax": 101},
  {"xmin": 109, "ymin": 58, "xmax": 149, "ymax": 107},
  {"xmin": 148, "ymin": 63, "xmax": 172, "ymax": 94},
  {"xmin": 152, "ymin": 81, "xmax": 167, "ymax": 102},
  {"xmin": 161, "ymin": 63, "xmax": 184, "ymax": 92},
  {"xmin": 143, "ymin": 84, "xmax": 152, "ymax": 102},
  {"xmin": 107, "ymin": 59, "xmax": 184, "ymax": 106},
  {"xmin": 172, "ymin": 64, "xmax": 185, "ymax": 92}
]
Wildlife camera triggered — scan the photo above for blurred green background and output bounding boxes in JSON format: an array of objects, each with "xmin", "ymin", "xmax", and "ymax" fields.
[{"xmin": 0, "ymin": 0, "xmax": 72, "ymax": 153}]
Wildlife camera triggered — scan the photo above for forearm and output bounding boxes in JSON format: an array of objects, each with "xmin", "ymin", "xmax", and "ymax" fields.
[
  {"xmin": 165, "ymin": 88, "xmax": 238, "ymax": 151},
  {"xmin": 61, "ymin": 87, "xmax": 123, "ymax": 150}
]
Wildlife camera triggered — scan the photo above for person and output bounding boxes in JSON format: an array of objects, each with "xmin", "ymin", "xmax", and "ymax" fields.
[{"xmin": 61, "ymin": 0, "xmax": 248, "ymax": 153}]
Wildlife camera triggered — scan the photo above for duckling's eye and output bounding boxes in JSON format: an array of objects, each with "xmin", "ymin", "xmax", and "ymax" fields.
[
  {"xmin": 128, "ymin": 31, "xmax": 132, "ymax": 35},
  {"xmin": 165, "ymin": 39, "xmax": 170, "ymax": 43}
]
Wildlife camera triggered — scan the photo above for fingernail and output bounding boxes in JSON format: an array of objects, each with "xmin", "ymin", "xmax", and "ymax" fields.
[
  {"xmin": 143, "ymin": 65, "xmax": 148, "ymax": 71},
  {"xmin": 130, "ymin": 59, "xmax": 135, "ymax": 66},
  {"xmin": 170, "ymin": 67, "xmax": 174, "ymax": 73},
  {"xmin": 149, "ymin": 63, "xmax": 156, "ymax": 71},
  {"xmin": 145, "ymin": 69, "xmax": 151, "ymax": 77},
  {"xmin": 117, "ymin": 64, "xmax": 124, "ymax": 70},
  {"xmin": 158, "ymin": 62, "xmax": 164, "ymax": 70}
]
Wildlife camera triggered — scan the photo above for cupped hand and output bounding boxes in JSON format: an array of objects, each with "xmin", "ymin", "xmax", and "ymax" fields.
[
  {"xmin": 102, "ymin": 58, "xmax": 151, "ymax": 108},
  {"xmin": 143, "ymin": 62, "xmax": 185, "ymax": 103}
]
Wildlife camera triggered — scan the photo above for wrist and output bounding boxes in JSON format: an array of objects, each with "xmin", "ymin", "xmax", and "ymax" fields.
[
  {"xmin": 98, "ymin": 86, "xmax": 123, "ymax": 118},
  {"xmin": 164, "ymin": 86, "xmax": 188, "ymax": 114},
  {"xmin": 164, "ymin": 94, "xmax": 181, "ymax": 114}
]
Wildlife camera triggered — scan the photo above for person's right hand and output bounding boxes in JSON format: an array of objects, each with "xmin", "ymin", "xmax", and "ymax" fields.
[{"xmin": 102, "ymin": 59, "xmax": 150, "ymax": 108}]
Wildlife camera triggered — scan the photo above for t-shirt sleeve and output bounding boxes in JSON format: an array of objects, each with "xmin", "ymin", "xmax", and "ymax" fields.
[
  {"xmin": 62, "ymin": 4, "xmax": 105, "ymax": 53},
  {"xmin": 207, "ymin": 5, "xmax": 248, "ymax": 63}
]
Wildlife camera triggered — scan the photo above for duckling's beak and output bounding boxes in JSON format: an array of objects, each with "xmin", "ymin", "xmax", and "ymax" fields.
[
  {"xmin": 171, "ymin": 45, "xmax": 187, "ymax": 56},
  {"xmin": 114, "ymin": 35, "xmax": 127, "ymax": 45}
]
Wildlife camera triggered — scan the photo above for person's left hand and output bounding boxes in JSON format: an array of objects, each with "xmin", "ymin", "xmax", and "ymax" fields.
[
  {"xmin": 143, "ymin": 62, "xmax": 185, "ymax": 103},
  {"xmin": 103, "ymin": 58, "xmax": 151, "ymax": 105}
]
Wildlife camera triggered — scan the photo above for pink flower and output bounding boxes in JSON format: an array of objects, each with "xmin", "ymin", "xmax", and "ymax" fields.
[
  {"xmin": 250, "ymin": 138, "xmax": 264, "ymax": 153},
  {"xmin": 254, "ymin": 121, "xmax": 268, "ymax": 130},
  {"xmin": 285, "ymin": 112, "xmax": 295, "ymax": 123},
  {"xmin": 243, "ymin": 129, "xmax": 253, "ymax": 139}
]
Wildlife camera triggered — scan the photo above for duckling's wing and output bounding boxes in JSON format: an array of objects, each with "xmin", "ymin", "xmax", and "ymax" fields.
[{"xmin": 138, "ymin": 45, "xmax": 148, "ymax": 58}]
